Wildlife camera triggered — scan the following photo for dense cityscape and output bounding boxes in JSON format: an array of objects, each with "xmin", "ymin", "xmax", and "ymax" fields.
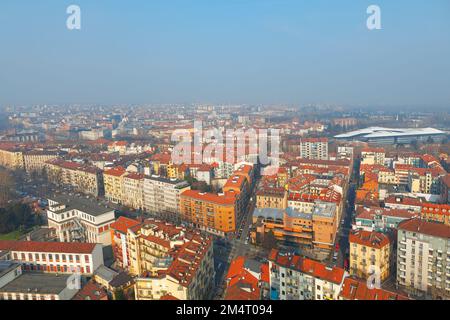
[
  {"xmin": 1, "ymin": 1, "xmax": 450, "ymax": 313},
  {"xmin": 0, "ymin": 104, "xmax": 449, "ymax": 302}
]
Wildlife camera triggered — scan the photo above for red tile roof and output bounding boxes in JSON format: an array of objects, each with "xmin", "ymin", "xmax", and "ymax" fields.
[
  {"xmin": 398, "ymin": 218, "xmax": 450, "ymax": 239},
  {"xmin": 73, "ymin": 280, "xmax": 108, "ymax": 300},
  {"xmin": 269, "ymin": 249, "xmax": 346, "ymax": 284},
  {"xmin": 0, "ymin": 240, "xmax": 97, "ymax": 254},
  {"xmin": 421, "ymin": 203, "xmax": 450, "ymax": 217},
  {"xmin": 181, "ymin": 190, "xmax": 236, "ymax": 206},
  {"xmin": 110, "ymin": 216, "xmax": 141, "ymax": 234},
  {"xmin": 340, "ymin": 277, "xmax": 409, "ymax": 300},
  {"xmin": 349, "ymin": 230, "xmax": 391, "ymax": 249},
  {"xmin": 104, "ymin": 166, "xmax": 127, "ymax": 177}
]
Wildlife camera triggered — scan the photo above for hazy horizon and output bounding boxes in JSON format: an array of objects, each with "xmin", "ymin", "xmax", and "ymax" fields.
[{"xmin": 1, "ymin": 0, "xmax": 449, "ymax": 107}]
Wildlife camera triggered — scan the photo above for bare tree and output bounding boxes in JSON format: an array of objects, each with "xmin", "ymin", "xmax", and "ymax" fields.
[{"xmin": 0, "ymin": 169, "xmax": 15, "ymax": 206}]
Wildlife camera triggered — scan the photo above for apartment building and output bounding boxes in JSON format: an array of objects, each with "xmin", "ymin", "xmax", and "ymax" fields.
[
  {"xmin": 311, "ymin": 202, "xmax": 339, "ymax": 250},
  {"xmin": 0, "ymin": 240, "xmax": 104, "ymax": 275},
  {"xmin": 299, "ymin": 137, "xmax": 329, "ymax": 160},
  {"xmin": 143, "ymin": 175, "xmax": 190, "ymax": 219},
  {"xmin": 180, "ymin": 190, "xmax": 237, "ymax": 236},
  {"xmin": 269, "ymin": 249, "xmax": 347, "ymax": 300},
  {"xmin": 397, "ymin": 218, "xmax": 450, "ymax": 299},
  {"xmin": 111, "ymin": 218, "xmax": 215, "ymax": 300},
  {"xmin": 110, "ymin": 216, "xmax": 142, "ymax": 271},
  {"xmin": 23, "ymin": 150, "xmax": 60, "ymax": 173},
  {"xmin": 442, "ymin": 175, "xmax": 450, "ymax": 204},
  {"xmin": 256, "ymin": 187, "xmax": 287, "ymax": 209},
  {"xmin": 222, "ymin": 173, "xmax": 250, "ymax": 220},
  {"xmin": 122, "ymin": 173, "xmax": 145, "ymax": 210},
  {"xmin": 103, "ymin": 166, "xmax": 127, "ymax": 204},
  {"xmin": 46, "ymin": 195, "xmax": 116, "ymax": 245},
  {"xmin": 45, "ymin": 159, "xmax": 104, "ymax": 197},
  {"xmin": 0, "ymin": 145, "xmax": 24, "ymax": 170},
  {"xmin": 361, "ymin": 148, "xmax": 385, "ymax": 166},
  {"xmin": 349, "ymin": 230, "xmax": 392, "ymax": 282},
  {"xmin": 408, "ymin": 168, "xmax": 442, "ymax": 195}
]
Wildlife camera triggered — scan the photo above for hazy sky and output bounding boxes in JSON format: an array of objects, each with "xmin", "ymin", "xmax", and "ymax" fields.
[{"xmin": 1, "ymin": 0, "xmax": 449, "ymax": 108}]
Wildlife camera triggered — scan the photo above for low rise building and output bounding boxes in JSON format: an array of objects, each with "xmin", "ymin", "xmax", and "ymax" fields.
[
  {"xmin": 0, "ymin": 240, "xmax": 104, "ymax": 275},
  {"xmin": 0, "ymin": 272, "xmax": 80, "ymax": 300}
]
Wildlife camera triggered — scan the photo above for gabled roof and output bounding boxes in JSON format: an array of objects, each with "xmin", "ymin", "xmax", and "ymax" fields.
[
  {"xmin": 0, "ymin": 240, "xmax": 97, "ymax": 254},
  {"xmin": 398, "ymin": 218, "xmax": 450, "ymax": 239}
]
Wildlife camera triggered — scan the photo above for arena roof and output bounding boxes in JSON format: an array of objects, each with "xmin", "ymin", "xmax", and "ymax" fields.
[{"xmin": 335, "ymin": 127, "xmax": 445, "ymax": 139}]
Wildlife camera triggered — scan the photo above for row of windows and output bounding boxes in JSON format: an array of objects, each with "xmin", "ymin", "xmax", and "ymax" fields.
[
  {"xmin": 21, "ymin": 263, "xmax": 91, "ymax": 274},
  {"xmin": 13, "ymin": 252, "xmax": 90, "ymax": 263}
]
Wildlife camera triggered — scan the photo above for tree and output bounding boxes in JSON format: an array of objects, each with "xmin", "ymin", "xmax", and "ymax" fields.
[
  {"xmin": 0, "ymin": 169, "xmax": 15, "ymax": 206},
  {"xmin": 0, "ymin": 203, "xmax": 33, "ymax": 234}
]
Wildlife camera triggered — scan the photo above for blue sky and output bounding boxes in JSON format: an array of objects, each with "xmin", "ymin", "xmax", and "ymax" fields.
[{"xmin": 0, "ymin": 0, "xmax": 449, "ymax": 108}]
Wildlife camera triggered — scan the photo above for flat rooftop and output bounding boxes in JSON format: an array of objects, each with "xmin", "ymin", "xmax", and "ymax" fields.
[
  {"xmin": 0, "ymin": 273, "xmax": 74, "ymax": 294},
  {"xmin": 48, "ymin": 195, "xmax": 113, "ymax": 216},
  {"xmin": 145, "ymin": 175, "xmax": 189, "ymax": 188},
  {"xmin": 253, "ymin": 207, "xmax": 312, "ymax": 220},
  {"xmin": 312, "ymin": 201, "xmax": 337, "ymax": 218}
]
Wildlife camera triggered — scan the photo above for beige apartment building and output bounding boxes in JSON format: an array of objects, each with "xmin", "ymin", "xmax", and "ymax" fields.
[
  {"xmin": 349, "ymin": 230, "xmax": 392, "ymax": 282},
  {"xmin": 23, "ymin": 150, "xmax": 59, "ymax": 173},
  {"xmin": 256, "ymin": 188, "xmax": 288, "ymax": 209},
  {"xmin": 45, "ymin": 159, "xmax": 104, "ymax": 197},
  {"xmin": 361, "ymin": 148, "xmax": 385, "ymax": 166},
  {"xmin": 103, "ymin": 166, "xmax": 127, "ymax": 204},
  {"xmin": 0, "ymin": 147, "xmax": 24, "ymax": 170}
]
